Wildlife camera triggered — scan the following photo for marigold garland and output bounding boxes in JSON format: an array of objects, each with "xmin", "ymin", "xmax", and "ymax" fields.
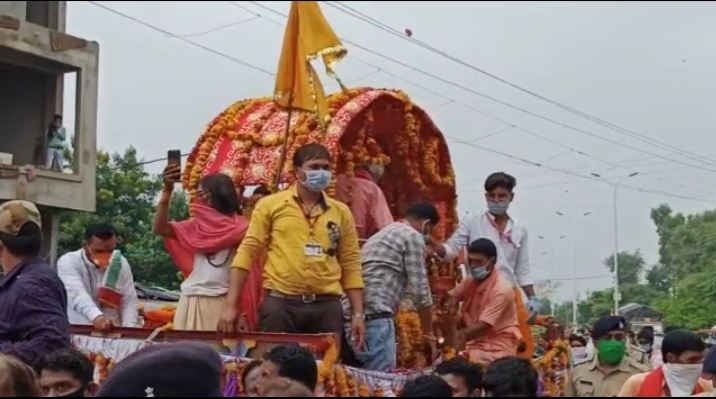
[
  {"xmin": 532, "ymin": 339, "xmax": 570, "ymax": 397},
  {"xmin": 183, "ymin": 88, "xmax": 457, "ymax": 243},
  {"xmin": 80, "ymin": 342, "xmax": 568, "ymax": 397},
  {"xmin": 178, "ymin": 86, "xmax": 466, "ymax": 388}
]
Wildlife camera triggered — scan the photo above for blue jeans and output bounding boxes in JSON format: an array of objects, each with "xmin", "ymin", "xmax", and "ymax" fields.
[{"xmin": 348, "ymin": 318, "xmax": 397, "ymax": 371}]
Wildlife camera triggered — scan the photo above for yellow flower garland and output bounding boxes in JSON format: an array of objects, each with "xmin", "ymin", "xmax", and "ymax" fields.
[
  {"xmin": 184, "ymin": 87, "xmax": 461, "ymax": 374},
  {"xmin": 184, "ymin": 88, "xmax": 457, "ymax": 236},
  {"xmin": 532, "ymin": 340, "xmax": 570, "ymax": 397}
]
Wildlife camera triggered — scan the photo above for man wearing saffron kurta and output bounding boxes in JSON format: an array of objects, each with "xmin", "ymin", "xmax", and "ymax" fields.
[
  {"xmin": 441, "ymin": 238, "xmax": 520, "ymax": 365},
  {"xmin": 430, "ymin": 172, "xmax": 541, "ymax": 359},
  {"xmin": 57, "ymin": 223, "xmax": 139, "ymax": 329},
  {"xmin": 335, "ymin": 163, "xmax": 393, "ymax": 239}
]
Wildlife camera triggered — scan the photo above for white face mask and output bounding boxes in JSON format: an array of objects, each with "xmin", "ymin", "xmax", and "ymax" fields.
[
  {"xmin": 662, "ymin": 363, "xmax": 703, "ymax": 397},
  {"xmin": 570, "ymin": 347, "xmax": 589, "ymax": 361}
]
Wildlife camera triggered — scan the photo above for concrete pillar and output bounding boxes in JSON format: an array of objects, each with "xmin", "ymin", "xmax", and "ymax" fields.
[
  {"xmin": 40, "ymin": 210, "xmax": 58, "ymax": 267},
  {"xmin": 0, "ymin": 1, "xmax": 26, "ymax": 20}
]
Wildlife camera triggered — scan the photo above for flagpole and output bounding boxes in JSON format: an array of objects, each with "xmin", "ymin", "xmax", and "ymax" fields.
[{"xmin": 273, "ymin": 93, "xmax": 294, "ymax": 191}]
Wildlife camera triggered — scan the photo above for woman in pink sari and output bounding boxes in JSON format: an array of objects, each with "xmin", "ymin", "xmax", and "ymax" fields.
[{"xmin": 153, "ymin": 170, "xmax": 248, "ymax": 331}]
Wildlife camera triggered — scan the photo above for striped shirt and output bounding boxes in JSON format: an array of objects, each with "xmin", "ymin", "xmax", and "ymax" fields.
[{"xmin": 342, "ymin": 222, "xmax": 433, "ymax": 318}]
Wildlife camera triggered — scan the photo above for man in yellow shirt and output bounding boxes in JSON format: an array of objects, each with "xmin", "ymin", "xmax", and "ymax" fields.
[{"xmin": 217, "ymin": 143, "xmax": 366, "ymax": 354}]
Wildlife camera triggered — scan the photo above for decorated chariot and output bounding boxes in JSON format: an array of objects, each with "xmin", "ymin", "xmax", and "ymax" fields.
[
  {"xmin": 69, "ymin": 1, "xmax": 569, "ymax": 395},
  {"xmin": 71, "ymin": 86, "xmax": 570, "ymax": 396}
]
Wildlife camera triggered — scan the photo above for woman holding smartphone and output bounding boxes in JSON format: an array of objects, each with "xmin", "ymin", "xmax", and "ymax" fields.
[{"xmin": 153, "ymin": 162, "xmax": 248, "ymax": 333}]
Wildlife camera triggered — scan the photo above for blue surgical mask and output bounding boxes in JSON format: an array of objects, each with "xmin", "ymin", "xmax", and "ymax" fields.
[
  {"xmin": 301, "ymin": 169, "xmax": 332, "ymax": 192},
  {"xmin": 470, "ymin": 266, "xmax": 490, "ymax": 280},
  {"xmin": 487, "ymin": 200, "xmax": 510, "ymax": 215}
]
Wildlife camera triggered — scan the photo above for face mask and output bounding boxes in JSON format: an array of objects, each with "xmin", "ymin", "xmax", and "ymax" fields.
[
  {"xmin": 487, "ymin": 200, "xmax": 510, "ymax": 215},
  {"xmin": 597, "ymin": 340, "xmax": 626, "ymax": 364},
  {"xmin": 56, "ymin": 386, "xmax": 87, "ymax": 398},
  {"xmin": 85, "ymin": 248, "xmax": 112, "ymax": 269},
  {"xmin": 662, "ymin": 363, "xmax": 703, "ymax": 397},
  {"xmin": 301, "ymin": 169, "xmax": 332, "ymax": 192},
  {"xmin": 470, "ymin": 265, "xmax": 490, "ymax": 280},
  {"xmin": 639, "ymin": 343, "xmax": 652, "ymax": 352},
  {"xmin": 570, "ymin": 347, "xmax": 588, "ymax": 361}
]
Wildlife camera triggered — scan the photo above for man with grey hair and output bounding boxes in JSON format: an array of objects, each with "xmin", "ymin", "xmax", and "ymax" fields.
[
  {"xmin": 363, "ymin": 163, "xmax": 385, "ymax": 182},
  {"xmin": 335, "ymin": 163, "xmax": 393, "ymax": 239}
]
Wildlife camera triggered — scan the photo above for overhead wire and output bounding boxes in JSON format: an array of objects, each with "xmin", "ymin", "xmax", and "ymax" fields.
[
  {"xmin": 234, "ymin": 1, "xmax": 715, "ymax": 199},
  {"xmin": 86, "ymin": 1, "xmax": 714, "ymax": 204},
  {"xmin": 324, "ymin": 0, "xmax": 716, "ymax": 169},
  {"xmin": 233, "ymin": 1, "xmax": 716, "ymax": 182}
]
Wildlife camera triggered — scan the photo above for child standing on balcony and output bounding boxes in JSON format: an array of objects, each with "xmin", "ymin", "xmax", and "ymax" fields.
[{"xmin": 46, "ymin": 114, "xmax": 66, "ymax": 172}]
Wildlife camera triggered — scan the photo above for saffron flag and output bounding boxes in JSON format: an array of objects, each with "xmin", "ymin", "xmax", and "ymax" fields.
[{"xmin": 274, "ymin": 1, "xmax": 346, "ymax": 128}]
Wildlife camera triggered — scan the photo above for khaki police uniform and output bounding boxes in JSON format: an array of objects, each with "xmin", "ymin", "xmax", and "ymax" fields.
[
  {"xmin": 627, "ymin": 344, "xmax": 652, "ymax": 367},
  {"xmin": 565, "ymin": 355, "xmax": 651, "ymax": 397}
]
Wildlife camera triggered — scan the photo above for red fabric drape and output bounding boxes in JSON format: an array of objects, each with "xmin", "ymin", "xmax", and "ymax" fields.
[
  {"xmin": 636, "ymin": 367, "xmax": 704, "ymax": 397},
  {"xmin": 240, "ymin": 253, "xmax": 265, "ymax": 330}
]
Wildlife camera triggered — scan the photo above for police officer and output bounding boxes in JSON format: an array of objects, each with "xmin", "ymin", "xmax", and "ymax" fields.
[
  {"xmin": 97, "ymin": 342, "xmax": 223, "ymax": 396},
  {"xmin": 627, "ymin": 328, "xmax": 654, "ymax": 367},
  {"xmin": 565, "ymin": 315, "xmax": 651, "ymax": 397}
]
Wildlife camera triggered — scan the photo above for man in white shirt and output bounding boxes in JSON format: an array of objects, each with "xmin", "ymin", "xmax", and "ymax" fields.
[
  {"xmin": 430, "ymin": 172, "xmax": 542, "ymax": 360},
  {"xmin": 57, "ymin": 223, "xmax": 139, "ymax": 330}
]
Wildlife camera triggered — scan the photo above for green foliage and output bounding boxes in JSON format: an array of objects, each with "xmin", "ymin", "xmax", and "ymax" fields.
[
  {"xmin": 57, "ymin": 147, "xmax": 189, "ymax": 290},
  {"xmin": 604, "ymin": 250, "xmax": 646, "ymax": 285},
  {"xmin": 559, "ymin": 203, "xmax": 716, "ymax": 330}
]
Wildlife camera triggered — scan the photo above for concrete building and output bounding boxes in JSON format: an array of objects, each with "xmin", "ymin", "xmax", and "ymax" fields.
[{"xmin": 0, "ymin": 1, "xmax": 98, "ymax": 264}]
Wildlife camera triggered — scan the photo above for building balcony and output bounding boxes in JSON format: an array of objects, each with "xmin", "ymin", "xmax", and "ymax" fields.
[{"xmin": 0, "ymin": 7, "xmax": 99, "ymax": 211}]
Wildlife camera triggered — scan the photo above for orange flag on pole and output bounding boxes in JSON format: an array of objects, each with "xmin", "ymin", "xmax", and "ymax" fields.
[{"xmin": 274, "ymin": 1, "xmax": 346, "ymax": 129}]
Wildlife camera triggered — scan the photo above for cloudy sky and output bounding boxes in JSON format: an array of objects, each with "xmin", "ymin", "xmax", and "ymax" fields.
[{"xmin": 63, "ymin": 1, "xmax": 716, "ymax": 302}]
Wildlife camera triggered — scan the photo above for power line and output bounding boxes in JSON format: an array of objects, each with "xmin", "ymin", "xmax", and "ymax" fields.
[
  {"xmin": 86, "ymin": 1, "xmax": 714, "ymax": 204},
  {"xmin": 324, "ymin": 0, "xmax": 716, "ymax": 169},
  {"xmin": 234, "ymin": 1, "xmax": 716, "ymax": 198},
  {"xmin": 86, "ymin": 1, "xmax": 274, "ymax": 76}
]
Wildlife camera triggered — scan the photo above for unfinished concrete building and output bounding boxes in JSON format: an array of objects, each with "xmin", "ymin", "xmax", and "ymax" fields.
[{"xmin": 0, "ymin": 1, "xmax": 98, "ymax": 263}]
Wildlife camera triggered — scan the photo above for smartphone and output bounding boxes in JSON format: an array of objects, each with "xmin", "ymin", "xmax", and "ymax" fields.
[{"xmin": 167, "ymin": 150, "xmax": 182, "ymax": 182}]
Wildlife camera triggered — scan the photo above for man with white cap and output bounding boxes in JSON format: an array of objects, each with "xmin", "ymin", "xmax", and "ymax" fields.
[{"xmin": 0, "ymin": 200, "xmax": 70, "ymax": 366}]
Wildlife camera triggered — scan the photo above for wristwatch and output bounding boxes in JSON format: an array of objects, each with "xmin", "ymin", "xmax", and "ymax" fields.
[{"xmin": 352, "ymin": 313, "xmax": 365, "ymax": 320}]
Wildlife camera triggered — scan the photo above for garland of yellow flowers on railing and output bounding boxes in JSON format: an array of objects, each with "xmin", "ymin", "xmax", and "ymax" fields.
[
  {"xmin": 82, "ymin": 344, "xmax": 567, "ymax": 397},
  {"xmin": 435, "ymin": 340, "xmax": 570, "ymax": 397}
]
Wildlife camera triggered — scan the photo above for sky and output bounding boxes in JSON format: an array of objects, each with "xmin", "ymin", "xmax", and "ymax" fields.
[{"xmin": 62, "ymin": 1, "xmax": 716, "ymax": 303}]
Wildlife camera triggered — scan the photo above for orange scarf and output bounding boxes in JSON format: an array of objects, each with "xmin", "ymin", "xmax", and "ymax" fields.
[{"xmin": 461, "ymin": 270, "xmax": 499, "ymax": 327}]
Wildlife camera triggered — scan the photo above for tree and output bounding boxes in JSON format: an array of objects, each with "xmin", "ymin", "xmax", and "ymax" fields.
[
  {"xmin": 645, "ymin": 264, "xmax": 672, "ymax": 293},
  {"xmin": 566, "ymin": 204, "xmax": 716, "ymax": 331},
  {"xmin": 57, "ymin": 146, "xmax": 189, "ymax": 289},
  {"xmin": 648, "ymin": 204, "xmax": 716, "ymax": 329},
  {"xmin": 653, "ymin": 270, "xmax": 716, "ymax": 330},
  {"xmin": 604, "ymin": 250, "xmax": 646, "ymax": 285}
]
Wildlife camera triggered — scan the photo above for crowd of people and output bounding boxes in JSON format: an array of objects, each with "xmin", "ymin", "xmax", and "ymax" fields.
[{"xmin": 2, "ymin": 141, "xmax": 716, "ymax": 397}]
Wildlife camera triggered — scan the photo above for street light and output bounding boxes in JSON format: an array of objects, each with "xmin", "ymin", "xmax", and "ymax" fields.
[
  {"xmin": 555, "ymin": 211, "xmax": 591, "ymax": 327},
  {"xmin": 590, "ymin": 171, "xmax": 639, "ymax": 314},
  {"xmin": 538, "ymin": 235, "xmax": 566, "ymax": 316}
]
